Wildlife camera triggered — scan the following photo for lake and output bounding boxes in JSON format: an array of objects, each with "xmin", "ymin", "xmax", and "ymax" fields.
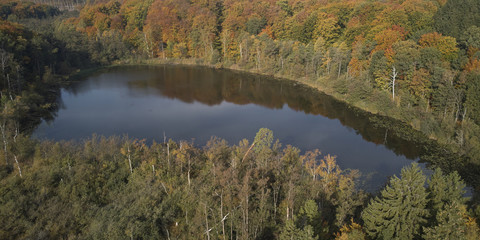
[{"xmin": 33, "ymin": 65, "xmax": 428, "ymax": 190}]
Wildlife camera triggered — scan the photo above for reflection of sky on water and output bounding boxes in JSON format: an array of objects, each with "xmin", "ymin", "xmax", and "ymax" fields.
[{"xmin": 33, "ymin": 66, "xmax": 424, "ymax": 191}]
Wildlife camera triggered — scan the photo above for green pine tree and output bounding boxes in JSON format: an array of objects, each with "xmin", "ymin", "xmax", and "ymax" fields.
[
  {"xmin": 361, "ymin": 163, "xmax": 429, "ymax": 240},
  {"xmin": 423, "ymin": 168, "xmax": 475, "ymax": 240},
  {"xmin": 465, "ymin": 73, "xmax": 480, "ymax": 125},
  {"xmin": 427, "ymin": 168, "xmax": 467, "ymax": 220},
  {"xmin": 298, "ymin": 199, "xmax": 323, "ymax": 238},
  {"xmin": 423, "ymin": 201, "xmax": 468, "ymax": 240},
  {"xmin": 279, "ymin": 219, "xmax": 316, "ymax": 240}
]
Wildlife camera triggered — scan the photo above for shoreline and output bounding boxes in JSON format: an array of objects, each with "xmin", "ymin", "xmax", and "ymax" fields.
[
  {"xmin": 104, "ymin": 58, "xmax": 422, "ymax": 133},
  {"xmin": 65, "ymin": 58, "xmax": 462, "ymax": 154}
]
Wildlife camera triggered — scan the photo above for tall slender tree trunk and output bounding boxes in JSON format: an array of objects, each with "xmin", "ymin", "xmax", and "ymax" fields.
[
  {"xmin": 12, "ymin": 123, "xmax": 20, "ymax": 176},
  {"xmin": 222, "ymin": 30, "xmax": 228, "ymax": 60},
  {"xmin": 127, "ymin": 145, "xmax": 132, "ymax": 173},
  {"xmin": 14, "ymin": 155, "xmax": 21, "ymax": 177},
  {"xmin": 245, "ymin": 193, "xmax": 249, "ymax": 238},
  {"xmin": 391, "ymin": 66, "xmax": 397, "ymax": 100},
  {"xmin": 161, "ymin": 42, "xmax": 165, "ymax": 59},
  {"xmin": 6, "ymin": 74, "xmax": 12, "ymax": 100},
  {"xmin": 220, "ymin": 193, "xmax": 226, "ymax": 240},
  {"xmin": 230, "ymin": 210, "xmax": 234, "ymax": 240},
  {"xmin": 327, "ymin": 59, "xmax": 331, "ymax": 75},
  {"xmin": 1, "ymin": 121, "xmax": 8, "ymax": 165},
  {"xmin": 144, "ymin": 33, "xmax": 153, "ymax": 58},
  {"xmin": 239, "ymin": 44, "xmax": 243, "ymax": 60},
  {"xmin": 187, "ymin": 157, "xmax": 191, "ymax": 187},
  {"xmin": 205, "ymin": 204, "xmax": 211, "ymax": 240},
  {"xmin": 338, "ymin": 60, "xmax": 342, "ymax": 78},
  {"xmin": 167, "ymin": 142, "xmax": 170, "ymax": 166}
]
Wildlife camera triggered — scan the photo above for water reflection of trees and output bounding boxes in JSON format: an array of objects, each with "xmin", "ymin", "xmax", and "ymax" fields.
[
  {"xmin": 125, "ymin": 65, "xmax": 426, "ymax": 160},
  {"xmin": 22, "ymin": 87, "xmax": 62, "ymax": 134}
]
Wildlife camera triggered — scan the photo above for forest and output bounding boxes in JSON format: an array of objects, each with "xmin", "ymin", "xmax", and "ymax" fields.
[{"xmin": 0, "ymin": 0, "xmax": 480, "ymax": 239}]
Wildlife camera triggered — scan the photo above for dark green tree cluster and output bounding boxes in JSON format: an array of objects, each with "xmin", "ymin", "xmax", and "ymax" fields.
[
  {"xmin": 0, "ymin": 0, "xmax": 60, "ymax": 21},
  {"xmin": 362, "ymin": 164, "xmax": 428, "ymax": 239},
  {"xmin": 0, "ymin": 130, "xmax": 478, "ymax": 239},
  {"xmin": 362, "ymin": 164, "xmax": 479, "ymax": 240},
  {"xmin": 0, "ymin": 129, "xmax": 368, "ymax": 239},
  {"xmin": 434, "ymin": 0, "xmax": 480, "ymax": 40}
]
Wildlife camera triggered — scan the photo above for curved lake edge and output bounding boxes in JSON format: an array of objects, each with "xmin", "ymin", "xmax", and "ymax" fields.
[
  {"xmin": 59, "ymin": 62, "xmax": 479, "ymax": 194},
  {"xmin": 67, "ymin": 63, "xmax": 431, "ymax": 143}
]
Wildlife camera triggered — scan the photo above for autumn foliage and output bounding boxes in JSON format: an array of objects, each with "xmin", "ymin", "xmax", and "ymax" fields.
[{"xmin": 419, "ymin": 32, "xmax": 459, "ymax": 61}]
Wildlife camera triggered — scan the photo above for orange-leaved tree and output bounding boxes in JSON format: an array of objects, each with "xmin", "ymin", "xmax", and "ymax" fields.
[{"xmin": 419, "ymin": 32, "xmax": 459, "ymax": 62}]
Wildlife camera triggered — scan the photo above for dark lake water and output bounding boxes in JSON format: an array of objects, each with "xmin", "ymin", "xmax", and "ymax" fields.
[{"xmin": 33, "ymin": 65, "xmax": 428, "ymax": 190}]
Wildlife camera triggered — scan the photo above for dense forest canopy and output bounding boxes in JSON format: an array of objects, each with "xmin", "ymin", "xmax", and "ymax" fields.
[
  {"xmin": 0, "ymin": 0, "xmax": 480, "ymax": 239},
  {"xmin": 1, "ymin": 131, "xmax": 479, "ymax": 239}
]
